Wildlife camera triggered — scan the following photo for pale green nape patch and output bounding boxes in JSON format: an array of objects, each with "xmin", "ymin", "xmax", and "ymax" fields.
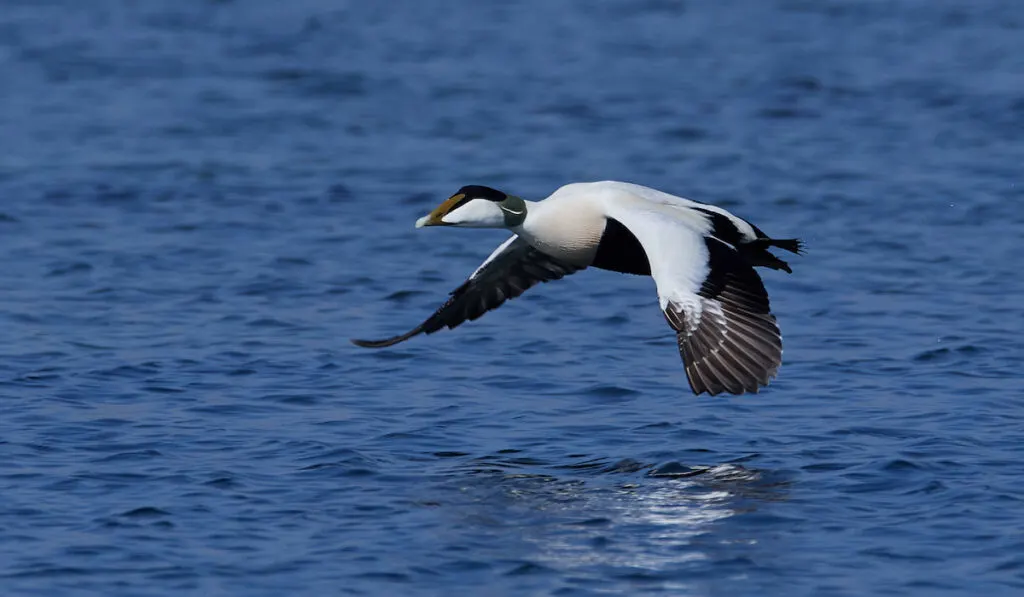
[{"xmin": 499, "ymin": 195, "xmax": 527, "ymax": 227}]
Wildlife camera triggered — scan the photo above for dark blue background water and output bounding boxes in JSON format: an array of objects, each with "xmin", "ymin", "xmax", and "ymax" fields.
[{"xmin": 1, "ymin": 1, "xmax": 1022, "ymax": 595}]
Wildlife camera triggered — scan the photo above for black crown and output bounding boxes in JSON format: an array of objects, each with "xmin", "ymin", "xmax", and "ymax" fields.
[{"xmin": 456, "ymin": 185, "xmax": 506, "ymax": 202}]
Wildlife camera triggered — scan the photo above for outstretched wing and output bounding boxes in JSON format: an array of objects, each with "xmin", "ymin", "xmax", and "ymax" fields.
[
  {"xmin": 351, "ymin": 235, "xmax": 583, "ymax": 348},
  {"xmin": 602, "ymin": 203, "xmax": 783, "ymax": 395}
]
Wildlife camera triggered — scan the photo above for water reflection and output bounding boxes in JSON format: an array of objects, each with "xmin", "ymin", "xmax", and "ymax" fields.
[{"xmin": 435, "ymin": 452, "xmax": 788, "ymax": 585}]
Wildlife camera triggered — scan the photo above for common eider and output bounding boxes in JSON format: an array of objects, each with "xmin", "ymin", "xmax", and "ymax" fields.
[{"xmin": 352, "ymin": 181, "xmax": 802, "ymax": 396}]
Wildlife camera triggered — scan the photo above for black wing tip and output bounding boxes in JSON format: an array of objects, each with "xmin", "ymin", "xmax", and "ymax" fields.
[
  {"xmin": 688, "ymin": 371, "xmax": 777, "ymax": 396},
  {"xmin": 672, "ymin": 272, "xmax": 783, "ymax": 396},
  {"xmin": 682, "ymin": 342, "xmax": 774, "ymax": 397},
  {"xmin": 684, "ymin": 328, "xmax": 782, "ymax": 396},
  {"xmin": 686, "ymin": 358, "xmax": 778, "ymax": 396},
  {"xmin": 350, "ymin": 327, "xmax": 424, "ymax": 348},
  {"xmin": 351, "ymin": 337, "xmax": 398, "ymax": 348}
]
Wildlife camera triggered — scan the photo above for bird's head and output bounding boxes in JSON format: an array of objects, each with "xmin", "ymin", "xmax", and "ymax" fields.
[{"xmin": 415, "ymin": 185, "xmax": 527, "ymax": 229}]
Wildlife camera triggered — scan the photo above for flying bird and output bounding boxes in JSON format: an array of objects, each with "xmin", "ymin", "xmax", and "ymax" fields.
[{"xmin": 352, "ymin": 181, "xmax": 802, "ymax": 395}]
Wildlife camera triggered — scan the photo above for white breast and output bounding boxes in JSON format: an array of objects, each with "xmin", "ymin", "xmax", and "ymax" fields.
[{"xmin": 513, "ymin": 191, "xmax": 607, "ymax": 266}]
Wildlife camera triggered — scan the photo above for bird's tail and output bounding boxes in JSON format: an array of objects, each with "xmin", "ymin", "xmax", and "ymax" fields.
[
  {"xmin": 740, "ymin": 238, "xmax": 804, "ymax": 274},
  {"xmin": 767, "ymin": 238, "xmax": 803, "ymax": 254}
]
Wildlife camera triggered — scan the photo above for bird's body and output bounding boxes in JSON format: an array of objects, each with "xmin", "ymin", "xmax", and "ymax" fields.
[{"xmin": 354, "ymin": 181, "xmax": 802, "ymax": 396}]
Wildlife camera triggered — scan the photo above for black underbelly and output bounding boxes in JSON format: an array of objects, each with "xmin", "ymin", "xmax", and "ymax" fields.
[{"xmin": 591, "ymin": 217, "xmax": 651, "ymax": 276}]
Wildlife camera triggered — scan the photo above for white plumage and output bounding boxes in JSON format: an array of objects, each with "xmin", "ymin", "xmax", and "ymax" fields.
[{"xmin": 354, "ymin": 181, "xmax": 803, "ymax": 396}]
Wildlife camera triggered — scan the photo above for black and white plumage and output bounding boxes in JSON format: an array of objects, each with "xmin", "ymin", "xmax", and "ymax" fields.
[
  {"xmin": 351, "ymin": 236, "xmax": 582, "ymax": 348},
  {"xmin": 352, "ymin": 181, "xmax": 802, "ymax": 396}
]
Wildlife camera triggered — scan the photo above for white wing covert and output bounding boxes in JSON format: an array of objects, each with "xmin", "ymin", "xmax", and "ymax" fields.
[{"xmin": 602, "ymin": 204, "xmax": 783, "ymax": 395}]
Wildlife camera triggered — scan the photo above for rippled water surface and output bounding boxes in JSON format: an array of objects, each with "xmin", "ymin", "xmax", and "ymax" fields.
[{"xmin": 2, "ymin": 1, "xmax": 1023, "ymax": 595}]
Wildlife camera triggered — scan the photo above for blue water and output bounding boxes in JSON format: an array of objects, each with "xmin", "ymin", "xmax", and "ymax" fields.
[{"xmin": 1, "ymin": 1, "xmax": 1023, "ymax": 595}]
